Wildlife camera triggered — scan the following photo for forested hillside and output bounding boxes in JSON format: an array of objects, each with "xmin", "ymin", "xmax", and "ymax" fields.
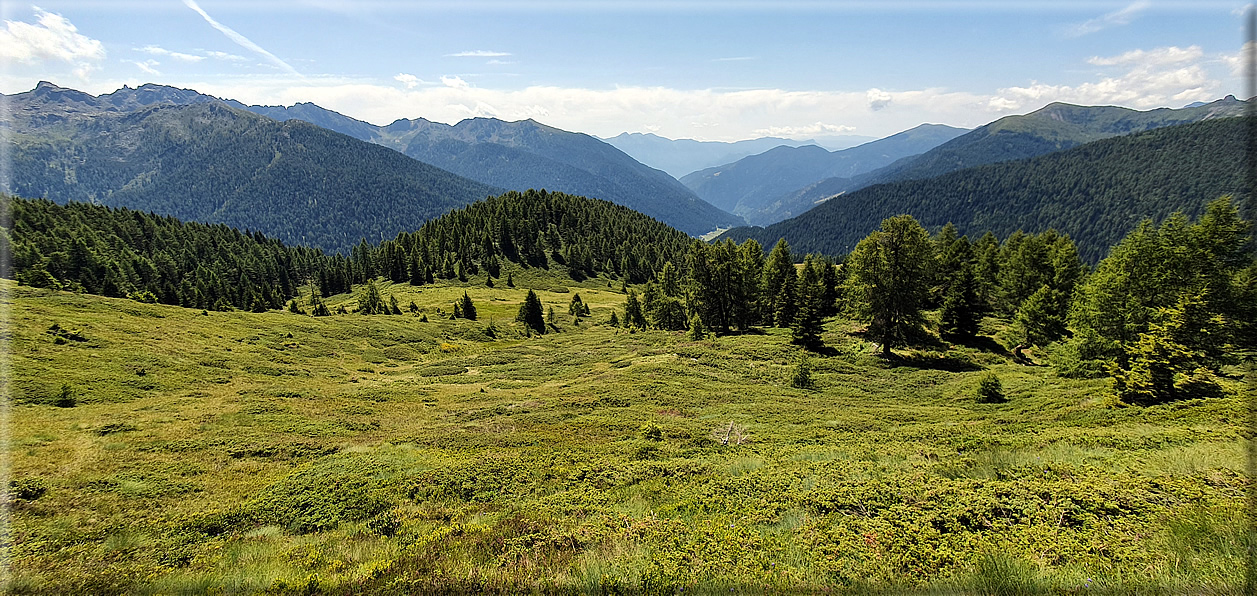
[
  {"xmin": 854, "ymin": 97, "xmax": 1244, "ymax": 187},
  {"xmin": 5, "ymin": 190, "xmax": 692, "ymax": 311},
  {"xmin": 720, "ymin": 116, "xmax": 1248, "ymax": 263},
  {"xmin": 7, "ymin": 100, "xmax": 502, "ymax": 254}
]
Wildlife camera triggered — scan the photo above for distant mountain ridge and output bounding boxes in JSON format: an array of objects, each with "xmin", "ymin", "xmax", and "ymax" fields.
[
  {"xmin": 6, "ymin": 81, "xmax": 741, "ymax": 236},
  {"xmin": 718, "ymin": 116, "xmax": 1248, "ymax": 263},
  {"xmin": 599, "ymin": 132, "xmax": 874, "ymax": 179},
  {"xmin": 679, "ymin": 124, "xmax": 968, "ymax": 226},
  {"xmin": 4, "ymin": 82, "xmax": 503, "ymax": 253}
]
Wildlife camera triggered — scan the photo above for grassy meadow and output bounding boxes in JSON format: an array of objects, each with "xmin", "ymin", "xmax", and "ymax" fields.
[{"xmin": 4, "ymin": 268, "xmax": 1250, "ymax": 594}]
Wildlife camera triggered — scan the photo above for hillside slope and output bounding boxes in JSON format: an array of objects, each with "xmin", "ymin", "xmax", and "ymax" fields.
[
  {"xmin": 6, "ymin": 85, "xmax": 502, "ymax": 253},
  {"xmin": 719, "ymin": 116, "xmax": 1248, "ymax": 263}
]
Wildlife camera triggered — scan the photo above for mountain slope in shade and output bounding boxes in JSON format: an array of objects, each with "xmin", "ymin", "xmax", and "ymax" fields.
[
  {"xmin": 5, "ymin": 84, "xmax": 502, "ymax": 254},
  {"xmin": 679, "ymin": 124, "xmax": 967, "ymax": 225},
  {"xmin": 600, "ymin": 132, "xmax": 873, "ymax": 179},
  {"xmin": 369, "ymin": 116, "xmax": 743, "ymax": 235},
  {"xmin": 718, "ymin": 116, "xmax": 1247, "ymax": 264},
  {"xmin": 855, "ymin": 97, "xmax": 1246, "ymax": 187}
]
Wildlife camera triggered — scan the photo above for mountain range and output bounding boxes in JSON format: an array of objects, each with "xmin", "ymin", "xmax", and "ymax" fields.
[
  {"xmin": 231, "ymin": 96, "xmax": 741, "ymax": 235},
  {"xmin": 679, "ymin": 124, "xmax": 968, "ymax": 226},
  {"xmin": 718, "ymin": 115, "xmax": 1248, "ymax": 263},
  {"xmin": 4, "ymin": 82, "xmax": 502, "ymax": 253},
  {"xmin": 5, "ymin": 82, "xmax": 741, "ymax": 238},
  {"xmin": 599, "ymin": 132, "xmax": 874, "ymax": 179}
]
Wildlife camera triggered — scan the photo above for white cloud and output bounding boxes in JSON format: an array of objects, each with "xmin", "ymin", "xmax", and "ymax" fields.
[
  {"xmin": 394, "ymin": 73, "xmax": 424, "ymax": 88},
  {"xmin": 1220, "ymin": 42, "xmax": 1253, "ymax": 79},
  {"xmin": 992, "ymin": 51, "xmax": 1216, "ymax": 112},
  {"xmin": 1065, "ymin": 0, "xmax": 1149, "ymax": 38},
  {"xmin": 129, "ymin": 59, "xmax": 161, "ymax": 76},
  {"xmin": 441, "ymin": 75, "xmax": 470, "ymax": 89},
  {"xmin": 486, "ymin": 59, "xmax": 514, "ymax": 65},
  {"xmin": 866, "ymin": 88, "xmax": 892, "ymax": 111},
  {"xmin": 1087, "ymin": 45, "xmax": 1202, "ymax": 67},
  {"xmin": 753, "ymin": 122, "xmax": 855, "ymax": 138},
  {"xmin": 446, "ymin": 50, "xmax": 510, "ymax": 57},
  {"xmin": 0, "ymin": 7, "xmax": 104, "ymax": 77},
  {"xmin": 205, "ymin": 50, "xmax": 247, "ymax": 62},
  {"xmin": 136, "ymin": 45, "xmax": 205, "ymax": 62},
  {"xmin": 182, "ymin": 0, "xmax": 300, "ymax": 76}
]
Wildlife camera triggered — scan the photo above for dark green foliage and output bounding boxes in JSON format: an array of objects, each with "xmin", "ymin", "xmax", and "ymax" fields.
[
  {"xmin": 790, "ymin": 256, "xmax": 825, "ymax": 348},
  {"xmin": 287, "ymin": 299, "xmax": 306, "ymax": 315},
  {"xmin": 54, "ymin": 383, "xmax": 77, "ymax": 408},
  {"xmin": 720, "ymin": 117, "xmax": 1249, "ymax": 263},
  {"xmin": 375, "ymin": 189, "xmax": 690, "ymax": 286},
  {"xmin": 8, "ymin": 197, "xmax": 324, "ymax": 311},
  {"xmin": 790, "ymin": 353, "xmax": 814, "ymax": 389},
  {"xmin": 623, "ymin": 290, "xmax": 647, "ymax": 330},
  {"xmin": 459, "ymin": 292, "xmax": 477, "ymax": 321},
  {"xmin": 1014, "ymin": 285, "xmax": 1066, "ymax": 347},
  {"xmin": 10, "ymin": 477, "xmax": 48, "ymax": 501},
  {"xmin": 516, "ymin": 290, "xmax": 545, "ymax": 335},
  {"xmin": 1067, "ymin": 198, "xmax": 1254, "ymax": 402},
  {"xmin": 568, "ymin": 293, "xmax": 589, "ymax": 317},
  {"xmin": 940, "ymin": 262, "xmax": 983, "ymax": 338},
  {"xmin": 687, "ymin": 313, "xmax": 706, "ymax": 340},
  {"xmin": 357, "ymin": 280, "xmax": 389, "ymax": 315},
  {"xmin": 846, "ymin": 215, "xmax": 934, "ymax": 355},
  {"xmin": 761, "ymin": 239, "xmax": 795, "ymax": 327},
  {"xmin": 975, "ymin": 373, "xmax": 1006, "ymax": 404}
]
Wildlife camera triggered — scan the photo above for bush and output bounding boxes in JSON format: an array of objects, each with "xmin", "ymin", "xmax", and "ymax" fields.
[
  {"xmin": 10, "ymin": 478, "xmax": 48, "ymax": 501},
  {"xmin": 54, "ymin": 383, "xmax": 77, "ymax": 408},
  {"xmin": 975, "ymin": 372, "xmax": 1006, "ymax": 403},
  {"xmin": 791, "ymin": 354, "xmax": 813, "ymax": 389},
  {"xmin": 639, "ymin": 421, "xmax": 663, "ymax": 441}
]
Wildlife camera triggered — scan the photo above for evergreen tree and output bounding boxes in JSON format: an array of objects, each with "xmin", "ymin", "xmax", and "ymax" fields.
[
  {"xmin": 761, "ymin": 239, "xmax": 795, "ymax": 326},
  {"xmin": 939, "ymin": 261, "xmax": 983, "ymax": 338},
  {"xmin": 516, "ymin": 289, "xmax": 545, "ymax": 334},
  {"xmin": 460, "ymin": 291, "xmax": 477, "ymax": 321},
  {"xmin": 846, "ymin": 215, "xmax": 933, "ymax": 356},
  {"xmin": 569, "ymin": 293, "xmax": 587, "ymax": 317},
  {"xmin": 358, "ymin": 279, "xmax": 388, "ymax": 314},
  {"xmin": 1014, "ymin": 284, "xmax": 1066, "ymax": 347},
  {"xmin": 389, "ymin": 295, "xmax": 403, "ymax": 315},
  {"xmin": 624, "ymin": 289, "xmax": 647, "ymax": 329},
  {"xmin": 688, "ymin": 313, "xmax": 706, "ymax": 340},
  {"xmin": 791, "ymin": 256, "xmax": 825, "ymax": 348}
]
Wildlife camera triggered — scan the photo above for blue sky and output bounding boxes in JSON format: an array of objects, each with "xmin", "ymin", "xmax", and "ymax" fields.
[{"xmin": 0, "ymin": 1, "xmax": 1247, "ymax": 141}]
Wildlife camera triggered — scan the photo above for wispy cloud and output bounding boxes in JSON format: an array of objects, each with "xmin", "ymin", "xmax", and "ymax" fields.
[
  {"xmin": 1064, "ymin": 0, "xmax": 1149, "ymax": 38},
  {"xmin": 128, "ymin": 59, "xmax": 161, "ymax": 76},
  {"xmin": 486, "ymin": 59, "xmax": 514, "ymax": 65},
  {"xmin": 205, "ymin": 50, "xmax": 247, "ymax": 62},
  {"xmin": 181, "ymin": 0, "xmax": 300, "ymax": 76},
  {"xmin": 136, "ymin": 45, "xmax": 205, "ymax": 62},
  {"xmin": 394, "ymin": 73, "xmax": 425, "ymax": 88},
  {"xmin": 0, "ymin": 6, "xmax": 104, "ymax": 79},
  {"xmin": 752, "ymin": 122, "xmax": 855, "ymax": 137},
  {"xmin": 446, "ymin": 50, "xmax": 511, "ymax": 57},
  {"xmin": 1087, "ymin": 45, "xmax": 1201, "ymax": 67}
]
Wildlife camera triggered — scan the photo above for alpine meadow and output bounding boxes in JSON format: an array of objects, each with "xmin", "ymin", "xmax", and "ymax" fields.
[{"xmin": 3, "ymin": 3, "xmax": 1256, "ymax": 594}]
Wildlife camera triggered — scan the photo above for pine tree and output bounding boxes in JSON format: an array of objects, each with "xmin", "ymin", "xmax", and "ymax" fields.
[
  {"xmin": 516, "ymin": 289, "xmax": 545, "ymax": 334},
  {"xmin": 761, "ymin": 239, "xmax": 794, "ymax": 326},
  {"xmin": 688, "ymin": 313, "xmax": 706, "ymax": 340},
  {"xmin": 358, "ymin": 279, "xmax": 388, "ymax": 315},
  {"xmin": 460, "ymin": 291, "xmax": 477, "ymax": 320},
  {"xmin": 1015, "ymin": 284, "xmax": 1066, "ymax": 347},
  {"xmin": 569, "ymin": 293, "xmax": 587, "ymax": 317},
  {"xmin": 389, "ymin": 295, "xmax": 402, "ymax": 315},
  {"xmin": 940, "ymin": 262, "xmax": 983, "ymax": 338},
  {"xmin": 624, "ymin": 289, "xmax": 647, "ymax": 329},
  {"xmin": 791, "ymin": 256, "xmax": 825, "ymax": 348}
]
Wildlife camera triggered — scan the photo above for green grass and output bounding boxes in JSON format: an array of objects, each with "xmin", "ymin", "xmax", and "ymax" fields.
[{"xmin": 6, "ymin": 274, "xmax": 1250, "ymax": 594}]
